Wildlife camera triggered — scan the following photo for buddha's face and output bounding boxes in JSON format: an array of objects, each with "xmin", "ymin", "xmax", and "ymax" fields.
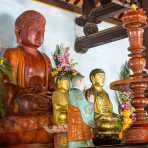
[
  {"xmin": 57, "ymin": 79, "xmax": 70, "ymax": 91},
  {"xmin": 16, "ymin": 19, "xmax": 45, "ymax": 48},
  {"xmin": 91, "ymin": 72, "xmax": 105, "ymax": 87}
]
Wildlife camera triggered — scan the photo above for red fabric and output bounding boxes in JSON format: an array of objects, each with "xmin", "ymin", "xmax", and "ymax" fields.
[{"xmin": 68, "ymin": 105, "xmax": 93, "ymax": 141}]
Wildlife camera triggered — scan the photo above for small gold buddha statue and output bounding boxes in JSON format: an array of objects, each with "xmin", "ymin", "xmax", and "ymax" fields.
[
  {"xmin": 86, "ymin": 69, "xmax": 122, "ymax": 141},
  {"xmin": 52, "ymin": 76, "xmax": 70, "ymax": 125}
]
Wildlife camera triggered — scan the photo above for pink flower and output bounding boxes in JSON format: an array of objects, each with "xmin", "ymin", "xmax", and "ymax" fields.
[
  {"xmin": 121, "ymin": 104, "xmax": 125, "ymax": 109},
  {"xmin": 53, "ymin": 45, "xmax": 77, "ymax": 77},
  {"xmin": 64, "ymin": 66, "xmax": 70, "ymax": 71},
  {"xmin": 57, "ymin": 64, "xmax": 62, "ymax": 68},
  {"xmin": 131, "ymin": 113, "xmax": 136, "ymax": 122},
  {"xmin": 121, "ymin": 103, "xmax": 130, "ymax": 110}
]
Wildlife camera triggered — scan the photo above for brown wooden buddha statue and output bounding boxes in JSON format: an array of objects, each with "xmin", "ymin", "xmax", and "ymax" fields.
[{"xmin": 0, "ymin": 10, "xmax": 55, "ymax": 146}]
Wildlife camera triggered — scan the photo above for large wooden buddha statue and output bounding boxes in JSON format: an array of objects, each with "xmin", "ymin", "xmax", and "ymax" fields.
[
  {"xmin": 0, "ymin": 10, "xmax": 54, "ymax": 146},
  {"xmin": 86, "ymin": 69, "xmax": 122, "ymax": 144}
]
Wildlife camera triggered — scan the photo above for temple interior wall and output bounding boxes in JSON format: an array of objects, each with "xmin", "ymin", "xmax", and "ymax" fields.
[{"xmin": 0, "ymin": 0, "xmax": 129, "ymax": 113}]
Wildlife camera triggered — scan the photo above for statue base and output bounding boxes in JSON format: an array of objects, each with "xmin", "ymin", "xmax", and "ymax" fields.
[
  {"xmin": 87, "ymin": 143, "xmax": 148, "ymax": 148},
  {"xmin": 1, "ymin": 144, "xmax": 54, "ymax": 148},
  {"xmin": 0, "ymin": 114, "xmax": 54, "ymax": 145},
  {"xmin": 124, "ymin": 122, "xmax": 148, "ymax": 144},
  {"xmin": 93, "ymin": 135, "xmax": 121, "ymax": 146},
  {"xmin": 54, "ymin": 132, "xmax": 67, "ymax": 148}
]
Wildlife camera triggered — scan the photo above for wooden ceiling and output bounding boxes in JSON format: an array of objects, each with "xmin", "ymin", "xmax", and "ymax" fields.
[
  {"xmin": 36, "ymin": 0, "xmax": 83, "ymax": 14},
  {"xmin": 35, "ymin": 0, "xmax": 143, "ymax": 52},
  {"xmin": 36, "ymin": 0, "xmax": 142, "ymax": 15},
  {"xmin": 35, "ymin": 0, "xmax": 131, "ymax": 25},
  {"xmin": 63, "ymin": 0, "xmax": 83, "ymax": 8},
  {"xmin": 36, "ymin": 0, "xmax": 101, "ymax": 14}
]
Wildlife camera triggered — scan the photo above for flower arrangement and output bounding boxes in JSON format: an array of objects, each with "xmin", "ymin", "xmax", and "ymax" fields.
[
  {"xmin": 52, "ymin": 45, "xmax": 78, "ymax": 80},
  {"xmin": 116, "ymin": 62, "xmax": 136, "ymax": 139},
  {"xmin": 0, "ymin": 57, "xmax": 12, "ymax": 117}
]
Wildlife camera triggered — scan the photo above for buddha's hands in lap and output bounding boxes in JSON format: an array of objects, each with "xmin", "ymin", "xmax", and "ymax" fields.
[
  {"xmin": 9, "ymin": 87, "xmax": 52, "ymax": 115},
  {"xmin": 95, "ymin": 113, "xmax": 122, "ymax": 130}
]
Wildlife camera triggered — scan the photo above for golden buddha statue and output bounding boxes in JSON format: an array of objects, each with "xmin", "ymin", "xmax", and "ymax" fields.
[
  {"xmin": 52, "ymin": 76, "xmax": 70, "ymax": 147},
  {"xmin": 52, "ymin": 76, "xmax": 70, "ymax": 125},
  {"xmin": 86, "ymin": 69, "xmax": 122, "ymax": 143}
]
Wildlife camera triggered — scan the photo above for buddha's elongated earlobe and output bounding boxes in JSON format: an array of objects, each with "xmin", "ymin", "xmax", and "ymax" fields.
[
  {"xmin": 91, "ymin": 76, "xmax": 95, "ymax": 84},
  {"xmin": 15, "ymin": 27, "xmax": 22, "ymax": 44}
]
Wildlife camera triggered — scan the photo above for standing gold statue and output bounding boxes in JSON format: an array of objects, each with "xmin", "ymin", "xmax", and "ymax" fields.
[
  {"xmin": 52, "ymin": 76, "xmax": 70, "ymax": 125},
  {"xmin": 86, "ymin": 69, "xmax": 122, "ymax": 144},
  {"xmin": 52, "ymin": 76, "xmax": 70, "ymax": 147}
]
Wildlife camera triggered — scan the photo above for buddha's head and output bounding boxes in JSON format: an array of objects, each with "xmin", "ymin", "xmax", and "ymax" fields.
[
  {"xmin": 72, "ymin": 73, "xmax": 85, "ymax": 91},
  {"xmin": 90, "ymin": 69, "xmax": 105, "ymax": 88},
  {"xmin": 15, "ymin": 10, "xmax": 45, "ymax": 48},
  {"xmin": 56, "ymin": 76, "xmax": 70, "ymax": 92}
]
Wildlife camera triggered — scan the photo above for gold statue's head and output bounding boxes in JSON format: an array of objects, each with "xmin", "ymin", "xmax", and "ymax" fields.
[
  {"xmin": 90, "ymin": 69, "xmax": 105, "ymax": 87},
  {"xmin": 56, "ymin": 76, "xmax": 70, "ymax": 92}
]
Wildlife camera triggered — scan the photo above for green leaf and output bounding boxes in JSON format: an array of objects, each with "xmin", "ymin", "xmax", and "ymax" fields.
[{"xmin": 0, "ymin": 58, "xmax": 13, "ymax": 117}]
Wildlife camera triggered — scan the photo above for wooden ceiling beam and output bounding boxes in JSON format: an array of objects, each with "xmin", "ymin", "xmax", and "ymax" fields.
[
  {"xmin": 74, "ymin": 0, "xmax": 81, "ymax": 5},
  {"xmin": 36, "ymin": 0, "xmax": 82, "ymax": 13},
  {"xmin": 36, "ymin": 0, "xmax": 130, "ymax": 27},
  {"xmin": 76, "ymin": 2, "xmax": 129, "ymax": 26},
  {"xmin": 106, "ymin": 17, "xmax": 122, "ymax": 26},
  {"xmin": 36, "ymin": 0, "xmax": 125, "ymax": 26},
  {"xmin": 93, "ymin": 2, "xmax": 129, "ymax": 21},
  {"xmin": 75, "ymin": 26, "xmax": 127, "ymax": 53}
]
